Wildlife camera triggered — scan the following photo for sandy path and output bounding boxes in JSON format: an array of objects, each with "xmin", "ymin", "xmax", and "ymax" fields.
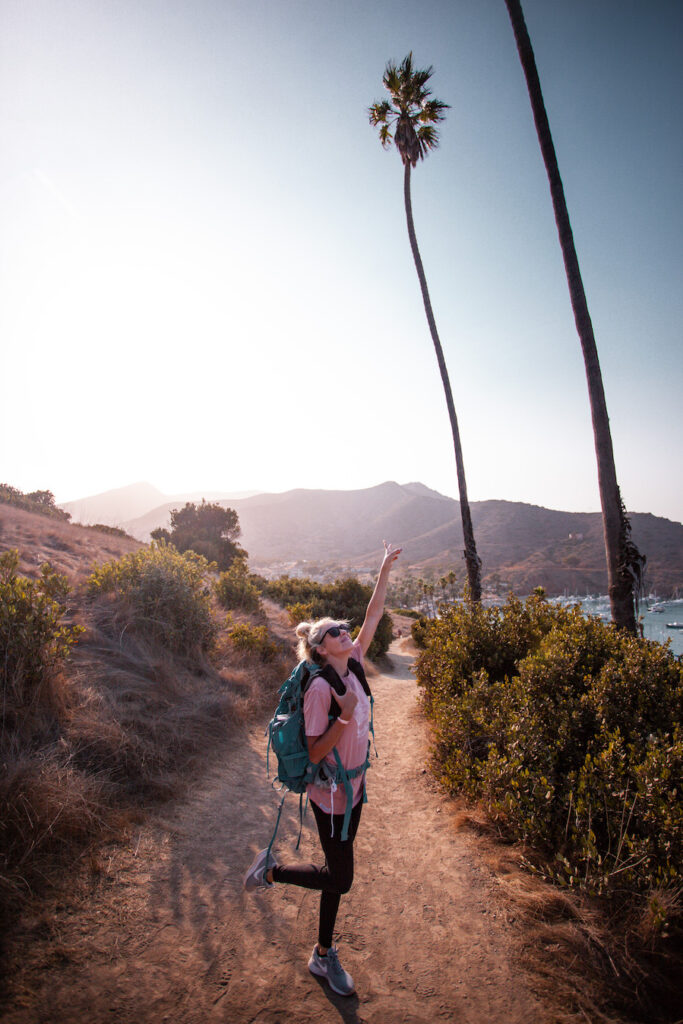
[{"xmin": 3, "ymin": 641, "xmax": 547, "ymax": 1023}]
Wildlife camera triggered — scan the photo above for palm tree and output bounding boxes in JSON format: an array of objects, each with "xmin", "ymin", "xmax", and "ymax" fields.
[
  {"xmin": 503, "ymin": 1, "xmax": 645, "ymax": 633},
  {"xmin": 369, "ymin": 53, "xmax": 483, "ymax": 603}
]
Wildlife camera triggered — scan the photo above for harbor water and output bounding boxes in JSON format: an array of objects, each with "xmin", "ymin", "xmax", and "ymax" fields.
[{"xmin": 550, "ymin": 596, "xmax": 683, "ymax": 657}]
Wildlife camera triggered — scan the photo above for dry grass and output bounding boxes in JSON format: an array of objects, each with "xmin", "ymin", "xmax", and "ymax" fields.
[
  {"xmin": 0, "ymin": 506, "xmax": 292, "ymax": 952},
  {"xmin": 0, "ymin": 743, "xmax": 124, "ymax": 947},
  {"xmin": 65, "ymin": 597, "xmax": 289, "ymax": 803},
  {"xmin": 451, "ymin": 810, "xmax": 683, "ymax": 1024},
  {"xmin": 0, "ymin": 503, "xmax": 142, "ymax": 583}
]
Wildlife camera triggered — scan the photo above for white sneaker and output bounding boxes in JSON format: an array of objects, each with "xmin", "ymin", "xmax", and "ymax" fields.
[
  {"xmin": 243, "ymin": 848, "xmax": 278, "ymax": 892},
  {"xmin": 308, "ymin": 945, "xmax": 355, "ymax": 996}
]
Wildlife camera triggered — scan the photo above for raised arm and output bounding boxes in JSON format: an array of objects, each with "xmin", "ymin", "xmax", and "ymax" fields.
[{"xmin": 356, "ymin": 541, "xmax": 402, "ymax": 657}]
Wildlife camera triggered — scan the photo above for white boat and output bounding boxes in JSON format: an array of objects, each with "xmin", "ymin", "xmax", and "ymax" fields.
[{"xmin": 665, "ymin": 622, "xmax": 683, "ymax": 630}]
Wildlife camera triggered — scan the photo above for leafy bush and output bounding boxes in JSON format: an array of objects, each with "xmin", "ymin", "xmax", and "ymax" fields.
[
  {"xmin": 392, "ymin": 607, "xmax": 421, "ymax": 619},
  {"xmin": 150, "ymin": 500, "xmax": 245, "ymax": 570},
  {"xmin": 87, "ymin": 542, "xmax": 216, "ymax": 653},
  {"xmin": 411, "ymin": 616, "xmax": 430, "ymax": 649},
  {"xmin": 0, "ymin": 550, "xmax": 83, "ymax": 726},
  {"xmin": 263, "ymin": 575, "xmax": 393, "ymax": 660},
  {"xmin": 224, "ymin": 616, "xmax": 278, "ymax": 662},
  {"xmin": 215, "ymin": 560, "xmax": 262, "ymax": 613},
  {"xmin": 86, "ymin": 523, "xmax": 135, "ymax": 539},
  {"xmin": 262, "ymin": 576, "xmax": 322, "ymax": 606},
  {"xmin": 0, "ymin": 484, "xmax": 71, "ymax": 522},
  {"xmin": 415, "ymin": 594, "xmax": 683, "ymax": 912}
]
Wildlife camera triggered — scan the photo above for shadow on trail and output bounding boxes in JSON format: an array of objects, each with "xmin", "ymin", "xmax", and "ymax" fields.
[
  {"xmin": 142, "ymin": 721, "xmax": 329, "ymax": 997},
  {"xmin": 309, "ymin": 974, "xmax": 364, "ymax": 1023}
]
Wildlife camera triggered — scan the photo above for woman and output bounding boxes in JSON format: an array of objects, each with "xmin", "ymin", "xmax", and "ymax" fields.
[{"xmin": 244, "ymin": 541, "xmax": 401, "ymax": 997}]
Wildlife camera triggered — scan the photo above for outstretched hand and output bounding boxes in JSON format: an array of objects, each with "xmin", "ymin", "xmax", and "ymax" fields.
[
  {"xmin": 381, "ymin": 540, "xmax": 402, "ymax": 570},
  {"xmin": 355, "ymin": 540, "xmax": 403, "ymax": 657}
]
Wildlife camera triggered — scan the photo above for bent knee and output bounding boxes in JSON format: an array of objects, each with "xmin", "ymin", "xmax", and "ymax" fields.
[{"xmin": 331, "ymin": 868, "xmax": 354, "ymax": 895}]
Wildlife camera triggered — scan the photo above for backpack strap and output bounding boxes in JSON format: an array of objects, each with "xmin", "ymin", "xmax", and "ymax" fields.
[
  {"xmin": 316, "ymin": 663, "xmax": 344, "ymax": 710},
  {"xmin": 330, "ymin": 746, "xmax": 372, "ymax": 840},
  {"xmin": 347, "ymin": 657, "xmax": 372, "ymax": 698}
]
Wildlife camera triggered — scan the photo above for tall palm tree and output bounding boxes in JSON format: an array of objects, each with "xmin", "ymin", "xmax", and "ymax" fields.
[
  {"xmin": 503, "ymin": 0, "xmax": 645, "ymax": 633},
  {"xmin": 369, "ymin": 53, "xmax": 483, "ymax": 603}
]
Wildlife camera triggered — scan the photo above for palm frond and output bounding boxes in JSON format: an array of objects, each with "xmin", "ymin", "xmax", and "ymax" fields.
[
  {"xmin": 417, "ymin": 124, "xmax": 440, "ymax": 157},
  {"xmin": 368, "ymin": 99, "xmax": 392, "ymax": 126},
  {"xmin": 398, "ymin": 52, "xmax": 414, "ymax": 78},
  {"xmin": 410, "ymin": 67, "xmax": 434, "ymax": 92},
  {"xmin": 383, "ymin": 61, "xmax": 402, "ymax": 96},
  {"xmin": 420, "ymin": 99, "xmax": 450, "ymax": 123},
  {"xmin": 379, "ymin": 123, "xmax": 393, "ymax": 148}
]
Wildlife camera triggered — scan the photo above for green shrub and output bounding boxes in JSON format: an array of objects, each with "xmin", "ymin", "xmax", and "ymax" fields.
[
  {"xmin": 215, "ymin": 560, "xmax": 262, "ymax": 613},
  {"xmin": 0, "ymin": 550, "xmax": 83, "ymax": 725},
  {"xmin": 286, "ymin": 601, "xmax": 315, "ymax": 625},
  {"xmin": 225, "ymin": 617, "xmax": 277, "ymax": 661},
  {"xmin": 410, "ymin": 616, "xmax": 430, "ymax": 649},
  {"xmin": 87, "ymin": 542, "xmax": 216, "ymax": 653},
  {"xmin": 392, "ymin": 607, "xmax": 421, "ymax": 619},
  {"xmin": 150, "ymin": 500, "xmax": 245, "ymax": 570},
  {"xmin": 415, "ymin": 594, "xmax": 683, "ymax": 910},
  {"xmin": 263, "ymin": 576, "xmax": 323, "ymax": 607},
  {"xmin": 264, "ymin": 574, "xmax": 393, "ymax": 660}
]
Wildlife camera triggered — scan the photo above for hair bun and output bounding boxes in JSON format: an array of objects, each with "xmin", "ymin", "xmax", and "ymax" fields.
[{"xmin": 295, "ymin": 621, "xmax": 312, "ymax": 640}]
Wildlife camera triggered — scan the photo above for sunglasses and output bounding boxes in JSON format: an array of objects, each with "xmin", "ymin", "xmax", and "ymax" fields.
[{"xmin": 319, "ymin": 625, "xmax": 348, "ymax": 642}]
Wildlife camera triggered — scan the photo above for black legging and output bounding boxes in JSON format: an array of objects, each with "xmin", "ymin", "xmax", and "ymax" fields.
[{"xmin": 271, "ymin": 796, "xmax": 363, "ymax": 948}]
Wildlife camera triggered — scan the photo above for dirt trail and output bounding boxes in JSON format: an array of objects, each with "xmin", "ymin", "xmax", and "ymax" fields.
[{"xmin": 3, "ymin": 640, "xmax": 549, "ymax": 1024}]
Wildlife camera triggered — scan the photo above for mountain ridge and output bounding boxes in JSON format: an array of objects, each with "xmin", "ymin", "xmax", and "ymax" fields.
[
  {"xmin": 60, "ymin": 481, "xmax": 682, "ymax": 597},
  {"xmin": 61, "ymin": 482, "xmax": 261, "ymax": 527}
]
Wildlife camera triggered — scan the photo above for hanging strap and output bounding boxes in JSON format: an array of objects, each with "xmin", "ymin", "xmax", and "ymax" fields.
[
  {"xmin": 331, "ymin": 744, "xmax": 372, "ymax": 841},
  {"xmin": 369, "ymin": 693, "xmax": 377, "ymax": 756},
  {"xmin": 264, "ymin": 787, "xmax": 311, "ymax": 873},
  {"xmin": 265, "ymin": 790, "xmax": 286, "ymax": 874}
]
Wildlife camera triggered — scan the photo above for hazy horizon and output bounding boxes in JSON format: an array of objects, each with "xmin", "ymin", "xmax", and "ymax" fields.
[
  {"xmin": 57, "ymin": 477, "xmax": 682, "ymax": 524},
  {"xmin": 2, "ymin": 0, "xmax": 681, "ymax": 522}
]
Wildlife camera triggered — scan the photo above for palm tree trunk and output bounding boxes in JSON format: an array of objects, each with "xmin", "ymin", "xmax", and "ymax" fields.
[
  {"xmin": 403, "ymin": 161, "xmax": 482, "ymax": 603},
  {"xmin": 504, "ymin": 0, "xmax": 642, "ymax": 633}
]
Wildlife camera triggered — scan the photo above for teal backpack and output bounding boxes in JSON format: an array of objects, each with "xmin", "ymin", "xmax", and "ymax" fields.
[{"xmin": 264, "ymin": 657, "xmax": 375, "ymax": 867}]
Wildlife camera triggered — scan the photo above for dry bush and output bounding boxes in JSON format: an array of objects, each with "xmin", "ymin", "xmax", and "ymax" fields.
[
  {"xmin": 65, "ymin": 598, "xmax": 282, "ymax": 802},
  {"xmin": 0, "ymin": 745, "xmax": 120, "ymax": 940},
  {"xmin": 454, "ymin": 820, "xmax": 683, "ymax": 1024},
  {"xmin": 0, "ymin": 567, "xmax": 288, "ymax": 945}
]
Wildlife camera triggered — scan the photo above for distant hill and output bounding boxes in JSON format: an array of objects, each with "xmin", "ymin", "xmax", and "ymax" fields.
[
  {"xmin": 61, "ymin": 482, "xmax": 168, "ymax": 527},
  {"xmin": 61, "ymin": 482, "xmax": 260, "ymax": 529},
  {"xmin": 106, "ymin": 480, "xmax": 683, "ymax": 598}
]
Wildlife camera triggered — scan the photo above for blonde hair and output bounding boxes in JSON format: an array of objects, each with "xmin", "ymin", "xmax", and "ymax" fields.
[{"xmin": 295, "ymin": 617, "xmax": 351, "ymax": 663}]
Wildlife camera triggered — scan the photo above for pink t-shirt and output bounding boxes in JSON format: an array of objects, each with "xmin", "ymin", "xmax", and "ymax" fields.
[{"xmin": 304, "ymin": 641, "xmax": 370, "ymax": 815}]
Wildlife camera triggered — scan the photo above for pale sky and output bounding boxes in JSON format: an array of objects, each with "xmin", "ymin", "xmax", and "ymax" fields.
[{"xmin": 1, "ymin": 0, "xmax": 681, "ymax": 521}]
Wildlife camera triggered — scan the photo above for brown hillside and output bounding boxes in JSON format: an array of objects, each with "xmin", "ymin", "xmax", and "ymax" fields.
[{"xmin": 0, "ymin": 504, "xmax": 143, "ymax": 582}]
